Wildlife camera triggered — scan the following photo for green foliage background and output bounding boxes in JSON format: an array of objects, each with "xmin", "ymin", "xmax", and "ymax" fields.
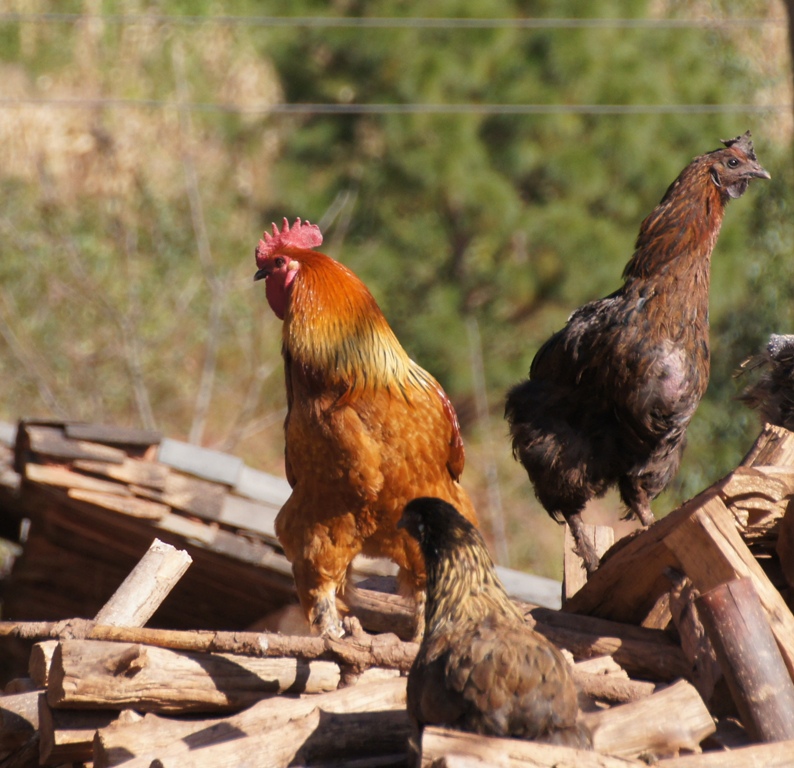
[{"xmin": 0, "ymin": 0, "xmax": 792, "ymax": 574}]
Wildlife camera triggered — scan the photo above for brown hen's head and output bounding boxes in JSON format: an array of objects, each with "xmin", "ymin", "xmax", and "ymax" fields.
[
  {"xmin": 708, "ymin": 131, "xmax": 770, "ymax": 200},
  {"xmin": 399, "ymin": 497, "xmax": 517, "ymax": 628},
  {"xmin": 253, "ymin": 218, "xmax": 323, "ymax": 319},
  {"xmin": 399, "ymin": 496, "xmax": 482, "ymax": 564}
]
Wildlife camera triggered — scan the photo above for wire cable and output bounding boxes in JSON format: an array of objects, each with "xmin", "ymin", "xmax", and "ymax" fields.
[{"xmin": 0, "ymin": 13, "xmax": 785, "ymax": 30}]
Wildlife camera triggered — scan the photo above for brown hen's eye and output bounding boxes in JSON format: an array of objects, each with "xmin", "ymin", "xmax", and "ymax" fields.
[{"xmin": 727, "ymin": 158, "xmax": 740, "ymax": 168}]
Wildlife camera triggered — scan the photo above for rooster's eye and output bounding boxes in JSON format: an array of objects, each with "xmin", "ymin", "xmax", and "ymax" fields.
[
  {"xmin": 727, "ymin": 158, "xmax": 740, "ymax": 168},
  {"xmin": 275, "ymin": 257, "xmax": 286, "ymax": 268}
]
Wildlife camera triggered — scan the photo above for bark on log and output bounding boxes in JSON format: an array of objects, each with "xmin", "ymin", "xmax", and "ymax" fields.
[
  {"xmin": 29, "ymin": 538, "xmax": 192, "ymax": 690},
  {"xmin": 583, "ymin": 679, "xmax": 715, "ymax": 758},
  {"xmin": 27, "ymin": 641, "xmax": 56, "ymax": 689},
  {"xmin": 658, "ymin": 738, "xmax": 794, "ymax": 767},
  {"xmin": 667, "ymin": 570, "xmax": 722, "ymax": 708},
  {"xmin": 775, "ymin": 502, "xmax": 794, "ymax": 590},
  {"xmin": 47, "ymin": 640, "xmax": 341, "ymax": 713},
  {"xmin": 573, "ymin": 668, "xmax": 655, "ymax": 706},
  {"xmin": 93, "ymin": 676, "xmax": 406, "ymax": 767},
  {"xmin": 420, "ymin": 728, "xmax": 641, "ymax": 767},
  {"xmin": 0, "ymin": 734, "xmax": 39, "ymax": 768},
  {"xmin": 663, "ymin": 496, "xmax": 794, "ymax": 678},
  {"xmin": 38, "ymin": 697, "xmax": 139, "ymax": 766},
  {"xmin": 92, "ymin": 538, "xmax": 192, "ymax": 627},
  {"xmin": 2, "ymin": 621, "xmax": 420, "ymax": 675},
  {"xmin": 696, "ymin": 578, "xmax": 794, "ymax": 742},
  {"xmin": 0, "ymin": 694, "xmax": 38, "ymax": 751},
  {"xmin": 524, "ymin": 606, "xmax": 689, "ymax": 681}
]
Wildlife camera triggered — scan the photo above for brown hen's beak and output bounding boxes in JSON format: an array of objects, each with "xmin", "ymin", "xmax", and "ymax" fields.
[{"xmin": 254, "ymin": 267, "xmax": 269, "ymax": 282}]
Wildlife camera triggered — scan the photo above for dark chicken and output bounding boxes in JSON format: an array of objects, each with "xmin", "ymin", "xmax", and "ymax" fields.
[
  {"xmin": 253, "ymin": 219, "xmax": 478, "ymax": 638},
  {"xmin": 399, "ymin": 497, "xmax": 588, "ymax": 753},
  {"xmin": 506, "ymin": 132, "xmax": 770, "ymax": 574},
  {"xmin": 739, "ymin": 334, "xmax": 794, "ymax": 430}
]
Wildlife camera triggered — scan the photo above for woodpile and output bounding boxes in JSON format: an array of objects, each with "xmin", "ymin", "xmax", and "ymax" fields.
[{"xmin": 1, "ymin": 418, "xmax": 794, "ymax": 765}]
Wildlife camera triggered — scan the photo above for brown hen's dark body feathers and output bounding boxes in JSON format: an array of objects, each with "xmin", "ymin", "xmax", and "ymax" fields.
[
  {"xmin": 505, "ymin": 133, "xmax": 769, "ymax": 574},
  {"xmin": 400, "ymin": 497, "xmax": 588, "ymax": 751}
]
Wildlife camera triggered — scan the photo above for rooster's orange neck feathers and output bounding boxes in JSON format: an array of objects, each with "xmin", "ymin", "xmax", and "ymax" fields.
[{"xmin": 281, "ymin": 251, "xmax": 420, "ymax": 397}]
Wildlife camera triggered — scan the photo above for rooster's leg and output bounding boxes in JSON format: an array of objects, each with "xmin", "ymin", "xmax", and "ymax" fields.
[
  {"xmin": 396, "ymin": 566, "xmax": 426, "ymax": 642},
  {"xmin": 310, "ymin": 592, "xmax": 344, "ymax": 638},
  {"xmin": 292, "ymin": 562, "xmax": 345, "ymax": 638},
  {"xmin": 566, "ymin": 512, "xmax": 600, "ymax": 576}
]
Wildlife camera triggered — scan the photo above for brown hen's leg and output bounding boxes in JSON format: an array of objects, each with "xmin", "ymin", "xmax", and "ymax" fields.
[
  {"xmin": 566, "ymin": 512, "xmax": 600, "ymax": 576},
  {"xmin": 631, "ymin": 487, "xmax": 656, "ymax": 527},
  {"xmin": 618, "ymin": 480, "xmax": 656, "ymax": 527}
]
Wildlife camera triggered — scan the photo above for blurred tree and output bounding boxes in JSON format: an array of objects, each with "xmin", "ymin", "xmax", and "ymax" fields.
[{"xmin": 260, "ymin": 0, "xmax": 775, "ymax": 408}]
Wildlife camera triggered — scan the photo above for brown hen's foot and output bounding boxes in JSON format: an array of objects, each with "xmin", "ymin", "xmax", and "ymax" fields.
[{"xmin": 635, "ymin": 503, "xmax": 655, "ymax": 527}]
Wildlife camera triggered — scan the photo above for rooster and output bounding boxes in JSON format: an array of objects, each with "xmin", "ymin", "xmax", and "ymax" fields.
[
  {"xmin": 399, "ymin": 497, "xmax": 588, "ymax": 754},
  {"xmin": 253, "ymin": 218, "xmax": 478, "ymax": 637},
  {"xmin": 505, "ymin": 132, "xmax": 769, "ymax": 575}
]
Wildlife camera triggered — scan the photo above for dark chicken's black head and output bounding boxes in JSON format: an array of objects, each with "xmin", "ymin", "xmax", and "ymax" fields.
[{"xmin": 707, "ymin": 131, "xmax": 770, "ymax": 200}]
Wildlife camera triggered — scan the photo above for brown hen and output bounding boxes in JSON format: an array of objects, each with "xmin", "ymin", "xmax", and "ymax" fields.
[
  {"xmin": 399, "ymin": 496, "xmax": 588, "ymax": 755},
  {"xmin": 506, "ymin": 132, "xmax": 770, "ymax": 574},
  {"xmin": 253, "ymin": 219, "xmax": 477, "ymax": 638}
]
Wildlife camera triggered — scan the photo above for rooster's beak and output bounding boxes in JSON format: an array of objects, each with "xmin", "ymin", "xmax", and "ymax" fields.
[{"xmin": 254, "ymin": 267, "xmax": 269, "ymax": 282}]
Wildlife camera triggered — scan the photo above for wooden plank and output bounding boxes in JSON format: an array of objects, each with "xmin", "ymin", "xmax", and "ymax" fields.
[
  {"xmin": 64, "ymin": 423, "xmax": 161, "ymax": 447},
  {"xmin": 162, "ymin": 472, "xmax": 226, "ymax": 520},
  {"xmin": 72, "ymin": 459, "xmax": 169, "ymax": 491},
  {"xmin": 0, "ymin": 421, "xmax": 17, "ymax": 447},
  {"xmin": 234, "ymin": 465, "xmax": 291, "ymax": 506},
  {"xmin": 663, "ymin": 494, "xmax": 794, "ymax": 676},
  {"xmin": 67, "ymin": 490, "xmax": 169, "ymax": 520},
  {"xmin": 495, "ymin": 566, "xmax": 561, "ymax": 610},
  {"xmin": 25, "ymin": 425, "xmax": 126, "ymax": 464},
  {"xmin": 219, "ymin": 494, "xmax": 278, "ymax": 536},
  {"xmin": 157, "ymin": 438, "xmax": 242, "ymax": 486},
  {"xmin": 25, "ymin": 464, "xmax": 132, "ymax": 497}
]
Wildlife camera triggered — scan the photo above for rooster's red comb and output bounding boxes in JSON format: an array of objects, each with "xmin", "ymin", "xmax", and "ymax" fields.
[{"xmin": 256, "ymin": 218, "xmax": 323, "ymax": 265}]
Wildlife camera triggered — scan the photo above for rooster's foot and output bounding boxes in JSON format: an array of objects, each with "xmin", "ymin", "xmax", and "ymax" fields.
[{"xmin": 311, "ymin": 597, "xmax": 345, "ymax": 638}]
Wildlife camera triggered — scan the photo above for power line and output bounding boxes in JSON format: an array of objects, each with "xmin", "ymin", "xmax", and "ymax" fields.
[
  {"xmin": 0, "ymin": 97, "xmax": 786, "ymax": 116},
  {"xmin": 0, "ymin": 13, "xmax": 785, "ymax": 30}
]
